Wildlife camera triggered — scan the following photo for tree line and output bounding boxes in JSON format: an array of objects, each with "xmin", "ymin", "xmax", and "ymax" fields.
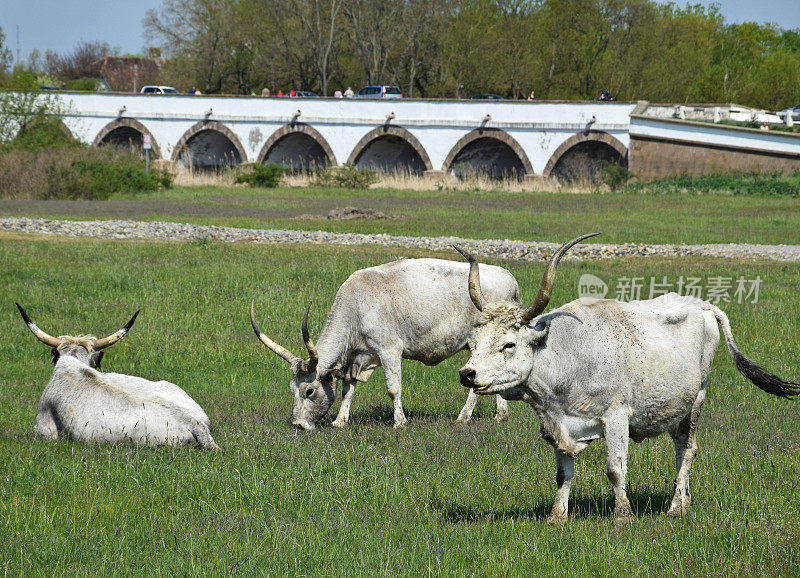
[{"xmin": 3, "ymin": 1, "xmax": 800, "ymax": 110}]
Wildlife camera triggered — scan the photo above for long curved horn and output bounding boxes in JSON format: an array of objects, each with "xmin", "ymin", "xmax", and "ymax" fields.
[
  {"xmin": 521, "ymin": 233, "xmax": 600, "ymax": 324},
  {"xmin": 92, "ymin": 309, "xmax": 140, "ymax": 350},
  {"xmin": 454, "ymin": 245, "xmax": 485, "ymax": 311},
  {"xmin": 301, "ymin": 302, "xmax": 319, "ymax": 370},
  {"xmin": 250, "ymin": 300, "xmax": 300, "ymax": 365},
  {"xmin": 16, "ymin": 303, "xmax": 61, "ymax": 348}
]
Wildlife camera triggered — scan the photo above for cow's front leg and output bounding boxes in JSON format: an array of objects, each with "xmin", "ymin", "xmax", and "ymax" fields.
[
  {"xmin": 380, "ymin": 353, "xmax": 407, "ymax": 428},
  {"xmin": 332, "ymin": 379, "xmax": 356, "ymax": 428},
  {"xmin": 494, "ymin": 395, "xmax": 509, "ymax": 422},
  {"xmin": 604, "ymin": 406, "xmax": 634, "ymax": 523},
  {"xmin": 546, "ymin": 449, "xmax": 574, "ymax": 524},
  {"xmin": 668, "ymin": 388, "xmax": 705, "ymax": 517},
  {"xmin": 455, "ymin": 389, "xmax": 478, "ymax": 423}
]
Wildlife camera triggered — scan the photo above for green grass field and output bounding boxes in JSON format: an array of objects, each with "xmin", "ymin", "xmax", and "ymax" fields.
[
  {"xmin": 2, "ymin": 234, "xmax": 799, "ymax": 575},
  {"xmin": 2, "ymin": 183, "xmax": 800, "ymax": 245}
]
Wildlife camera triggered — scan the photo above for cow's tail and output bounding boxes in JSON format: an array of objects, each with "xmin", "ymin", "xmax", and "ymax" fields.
[{"xmin": 706, "ymin": 303, "xmax": 799, "ymax": 399}]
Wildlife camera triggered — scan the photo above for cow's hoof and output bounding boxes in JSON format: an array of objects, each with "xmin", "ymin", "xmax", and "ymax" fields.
[
  {"xmin": 666, "ymin": 502, "xmax": 691, "ymax": 518},
  {"xmin": 393, "ymin": 419, "xmax": 408, "ymax": 429},
  {"xmin": 455, "ymin": 415, "xmax": 471, "ymax": 424},
  {"xmin": 546, "ymin": 513, "xmax": 567, "ymax": 526},
  {"xmin": 613, "ymin": 506, "xmax": 635, "ymax": 524},
  {"xmin": 331, "ymin": 420, "xmax": 348, "ymax": 429},
  {"xmin": 493, "ymin": 412, "xmax": 509, "ymax": 423}
]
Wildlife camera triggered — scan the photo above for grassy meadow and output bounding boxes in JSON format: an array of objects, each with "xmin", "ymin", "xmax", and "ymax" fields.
[
  {"xmin": 2, "ymin": 183, "xmax": 800, "ymax": 245},
  {"xmin": 1, "ymin": 234, "xmax": 799, "ymax": 575}
]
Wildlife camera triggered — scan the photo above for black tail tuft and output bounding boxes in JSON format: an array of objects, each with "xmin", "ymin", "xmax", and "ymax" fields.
[{"xmin": 732, "ymin": 350, "xmax": 800, "ymax": 399}]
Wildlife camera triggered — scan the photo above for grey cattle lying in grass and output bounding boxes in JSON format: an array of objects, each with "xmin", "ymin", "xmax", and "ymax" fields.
[
  {"xmin": 456, "ymin": 237, "xmax": 799, "ymax": 523},
  {"xmin": 16, "ymin": 304, "xmax": 217, "ymax": 450},
  {"xmin": 250, "ymin": 258, "xmax": 520, "ymax": 431}
]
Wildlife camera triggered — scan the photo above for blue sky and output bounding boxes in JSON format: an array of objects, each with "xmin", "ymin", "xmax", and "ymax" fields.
[{"xmin": 1, "ymin": 0, "xmax": 799, "ymax": 63}]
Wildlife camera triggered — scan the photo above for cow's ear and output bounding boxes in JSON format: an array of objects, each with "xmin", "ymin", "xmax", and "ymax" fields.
[
  {"xmin": 50, "ymin": 348, "xmax": 60, "ymax": 364},
  {"xmin": 89, "ymin": 351, "xmax": 104, "ymax": 369},
  {"xmin": 524, "ymin": 317, "xmax": 551, "ymax": 346}
]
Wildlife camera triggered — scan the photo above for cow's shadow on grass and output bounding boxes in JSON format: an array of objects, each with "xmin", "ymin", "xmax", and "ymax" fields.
[
  {"xmin": 345, "ymin": 402, "xmax": 483, "ymax": 427},
  {"xmin": 431, "ymin": 490, "xmax": 674, "ymax": 523}
]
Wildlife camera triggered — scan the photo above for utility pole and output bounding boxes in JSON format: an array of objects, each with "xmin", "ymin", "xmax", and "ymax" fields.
[{"xmin": 16, "ymin": 25, "xmax": 20, "ymax": 64}]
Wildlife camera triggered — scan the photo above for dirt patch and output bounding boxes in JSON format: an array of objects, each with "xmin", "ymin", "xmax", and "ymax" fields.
[{"xmin": 296, "ymin": 206, "xmax": 399, "ymax": 221}]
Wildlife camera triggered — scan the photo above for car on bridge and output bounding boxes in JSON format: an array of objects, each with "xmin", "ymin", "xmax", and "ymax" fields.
[
  {"xmin": 140, "ymin": 86, "xmax": 180, "ymax": 94},
  {"xmin": 778, "ymin": 103, "xmax": 800, "ymax": 121},
  {"xmin": 469, "ymin": 93, "xmax": 504, "ymax": 100},
  {"xmin": 354, "ymin": 85, "xmax": 402, "ymax": 99}
]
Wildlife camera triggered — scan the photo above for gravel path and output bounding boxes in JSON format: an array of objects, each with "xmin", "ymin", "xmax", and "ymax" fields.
[{"xmin": 2, "ymin": 216, "xmax": 800, "ymax": 262}]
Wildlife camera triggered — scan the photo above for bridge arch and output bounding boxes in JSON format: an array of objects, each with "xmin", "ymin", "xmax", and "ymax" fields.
[
  {"xmin": 543, "ymin": 131, "xmax": 628, "ymax": 184},
  {"xmin": 442, "ymin": 128, "xmax": 533, "ymax": 179},
  {"xmin": 93, "ymin": 118, "xmax": 162, "ymax": 158},
  {"xmin": 257, "ymin": 123, "xmax": 336, "ymax": 169},
  {"xmin": 172, "ymin": 120, "xmax": 247, "ymax": 169},
  {"xmin": 347, "ymin": 125, "xmax": 432, "ymax": 174}
]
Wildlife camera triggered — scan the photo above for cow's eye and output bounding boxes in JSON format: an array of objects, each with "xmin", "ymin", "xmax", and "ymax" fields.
[
  {"xmin": 305, "ymin": 388, "xmax": 314, "ymax": 399},
  {"xmin": 502, "ymin": 342, "xmax": 515, "ymax": 351}
]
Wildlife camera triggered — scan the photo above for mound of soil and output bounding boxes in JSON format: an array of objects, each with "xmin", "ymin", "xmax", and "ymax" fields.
[{"xmin": 297, "ymin": 206, "xmax": 398, "ymax": 220}]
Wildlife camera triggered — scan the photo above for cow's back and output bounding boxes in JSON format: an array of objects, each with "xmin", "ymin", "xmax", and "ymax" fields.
[
  {"xmin": 325, "ymin": 258, "xmax": 519, "ymax": 365},
  {"xmin": 40, "ymin": 356, "xmax": 212, "ymax": 447},
  {"xmin": 543, "ymin": 294, "xmax": 720, "ymax": 437}
]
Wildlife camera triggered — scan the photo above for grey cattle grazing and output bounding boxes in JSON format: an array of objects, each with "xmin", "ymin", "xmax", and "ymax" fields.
[
  {"xmin": 456, "ymin": 237, "xmax": 798, "ymax": 523},
  {"xmin": 250, "ymin": 258, "xmax": 520, "ymax": 431},
  {"xmin": 16, "ymin": 304, "xmax": 217, "ymax": 450}
]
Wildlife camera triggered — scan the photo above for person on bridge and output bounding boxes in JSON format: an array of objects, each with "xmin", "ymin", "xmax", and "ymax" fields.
[
  {"xmin": 262, "ymin": 87, "xmax": 271, "ymax": 97},
  {"xmin": 344, "ymin": 86, "xmax": 354, "ymax": 98},
  {"xmin": 289, "ymin": 89, "xmax": 297, "ymax": 97},
  {"xmin": 277, "ymin": 90, "xmax": 284, "ymax": 97},
  {"xmin": 334, "ymin": 89, "xmax": 343, "ymax": 98},
  {"xmin": 528, "ymin": 90, "xmax": 535, "ymax": 101}
]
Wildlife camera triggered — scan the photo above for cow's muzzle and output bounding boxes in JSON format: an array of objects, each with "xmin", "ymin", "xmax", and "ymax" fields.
[{"xmin": 459, "ymin": 368, "xmax": 476, "ymax": 387}]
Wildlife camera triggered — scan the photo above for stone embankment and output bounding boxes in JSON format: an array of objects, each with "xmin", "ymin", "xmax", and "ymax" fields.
[{"xmin": 2, "ymin": 217, "xmax": 799, "ymax": 262}]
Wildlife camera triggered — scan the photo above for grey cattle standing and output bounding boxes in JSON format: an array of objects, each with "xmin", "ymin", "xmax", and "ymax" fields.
[
  {"xmin": 456, "ymin": 236, "xmax": 798, "ymax": 523},
  {"xmin": 16, "ymin": 304, "xmax": 217, "ymax": 450},
  {"xmin": 250, "ymin": 257, "xmax": 520, "ymax": 431}
]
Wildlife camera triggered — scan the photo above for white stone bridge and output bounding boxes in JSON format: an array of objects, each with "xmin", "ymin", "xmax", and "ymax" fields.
[
  {"xmin": 47, "ymin": 93, "xmax": 800, "ymax": 180},
  {"xmin": 56, "ymin": 93, "xmax": 635, "ymax": 180}
]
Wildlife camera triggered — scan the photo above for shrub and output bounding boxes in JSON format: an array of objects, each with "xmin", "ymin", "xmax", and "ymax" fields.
[
  {"xmin": 311, "ymin": 164, "xmax": 379, "ymax": 189},
  {"xmin": 12, "ymin": 116, "xmax": 79, "ymax": 150},
  {"xmin": 234, "ymin": 163, "xmax": 286, "ymax": 188},
  {"xmin": 0, "ymin": 146, "xmax": 172, "ymax": 200},
  {"xmin": 65, "ymin": 78, "xmax": 101, "ymax": 91},
  {"xmin": 600, "ymin": 161, "xmax": 630, "ymax": 190},
  {"xmin": 620, "ymin": 172, "xmax": 800, "ymax": 196}
]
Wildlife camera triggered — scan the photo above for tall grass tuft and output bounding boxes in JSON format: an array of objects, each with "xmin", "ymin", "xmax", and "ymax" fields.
[{"xmin": 0, "ymin": 146, "xmax": 172, "ymax": 200}]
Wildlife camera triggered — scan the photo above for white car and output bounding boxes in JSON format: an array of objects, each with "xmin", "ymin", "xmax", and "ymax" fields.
[
  {"xmin": 140, "ymin": 86, "xmax": 179, "ymax": 94},
  {"xmin": 778, "ymin": 103, "xmax": 800, "ymax": 121},
  {"xmin": 353, "ymin": 85, "xmax": 402, "ymax": 99}
]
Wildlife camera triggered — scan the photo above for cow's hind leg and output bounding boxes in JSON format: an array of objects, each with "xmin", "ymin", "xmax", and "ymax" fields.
[
  {"xmin": 332, "ymin": 379, "xmax": 357, "ymax": 428},
  {"xmin": 546, "ymin": 449, "xmax": 574, "ymax": 525},
  {"xmin": 380, "ymin": 352, "xmax": 407, "ymax": 428},
  {"xmin": 34, "ymin": 407, "xmax": 60, "ymax": 440},
  {"xmin": 604, "ymin": 406, "xmax": 634, "ymax": 522},
  {"xmin": 668, "ymin": 388, "xmax": 706, "ymax": 517}
]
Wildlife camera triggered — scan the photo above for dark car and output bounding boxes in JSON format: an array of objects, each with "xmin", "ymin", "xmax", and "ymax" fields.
[
  {"xmin": 470, "ymin": 93, "xmax": 504, "ymax": 100},
  {"xmin": 296, "ymin": 91, "xmax": 318, "ymax": 97},
  {"xmin": 596, "ymin": 90, "xmax": 617, "ymax": 101}
]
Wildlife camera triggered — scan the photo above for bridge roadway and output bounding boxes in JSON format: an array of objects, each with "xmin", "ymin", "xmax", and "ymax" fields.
[{"xmin": 56, "ymin": 93, "xmax": 635, "ymax": 179}]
